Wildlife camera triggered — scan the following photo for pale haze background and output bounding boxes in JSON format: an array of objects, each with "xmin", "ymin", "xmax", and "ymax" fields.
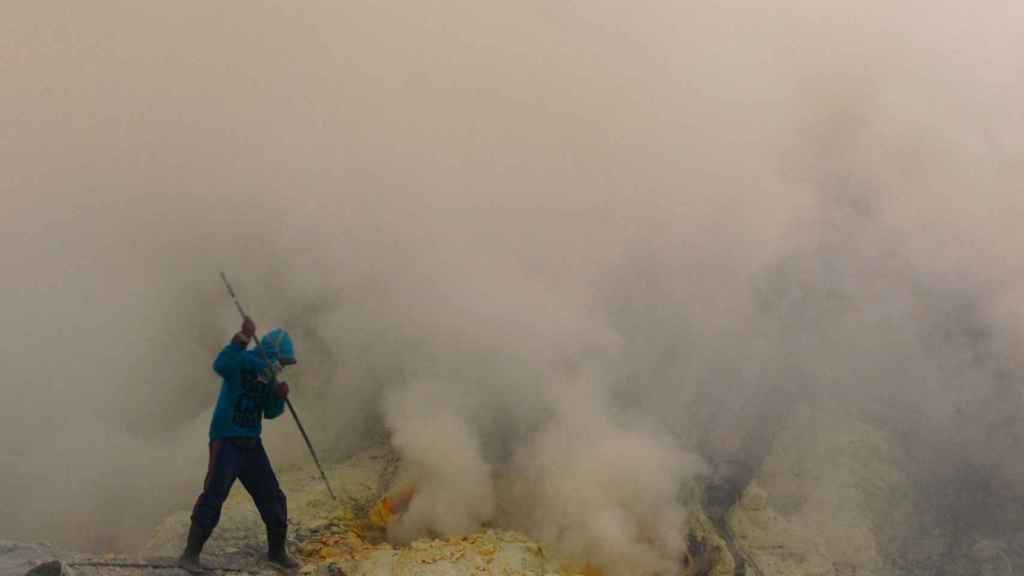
[{"xmin": 2, "ymin": 1, "xmax": 1024, "ymax": 573}]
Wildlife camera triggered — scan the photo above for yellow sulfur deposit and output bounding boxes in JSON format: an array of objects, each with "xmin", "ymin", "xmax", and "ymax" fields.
[
  {"xmin": 298, "ymin": 527, "xmax": 559, "ymax": 576},
  {"xmin": 368, "ymin": 483, "xmax": 416, "ymax": 529},
  {"xmin": 558, "ymin": 562, "xmax": 603, "ymax": 576}
]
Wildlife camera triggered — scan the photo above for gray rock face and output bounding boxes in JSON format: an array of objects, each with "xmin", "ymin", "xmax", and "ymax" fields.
[
  {"xmin": 0, "ymin": 541, "xmax": 60, "ymax": 576},
  {"xmin": 725, "ymin": 406, "xmax": 903, "ymax": 576}
]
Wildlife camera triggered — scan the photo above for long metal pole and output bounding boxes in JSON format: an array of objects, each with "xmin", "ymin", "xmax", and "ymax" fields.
[{"xmin": 219, "ymin": 271, "xmax": 337, "ymax": 501}]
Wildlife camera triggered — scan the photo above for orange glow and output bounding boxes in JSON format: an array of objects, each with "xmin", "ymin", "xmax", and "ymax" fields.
[{"xmin": 368, "ymin": 483, "xmax": 416, "ymax": 528}]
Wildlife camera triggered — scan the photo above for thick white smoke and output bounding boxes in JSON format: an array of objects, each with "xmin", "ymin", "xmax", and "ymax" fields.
[
  {"xmin": 507, "ymin": 378, "xmax": 704, "ymax": 575},
  {"xmin": 384, "ymin": 379, "xmax": 497, "ymax": 541}
]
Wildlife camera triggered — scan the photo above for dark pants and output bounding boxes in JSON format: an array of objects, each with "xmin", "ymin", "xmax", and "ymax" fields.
[{"xmin": 190, "ymin": 437, "xmax": 287, "ymax": 537}]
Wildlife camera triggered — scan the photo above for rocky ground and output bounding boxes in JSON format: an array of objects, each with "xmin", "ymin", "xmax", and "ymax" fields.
[
  {"xmin": 5, "ymin": 443, "xmax": 732, "ymax": 576},
  {"xmin": 8, "ymin": 410, "xmax": 1023, "ymax": 576},
  {"xmin": 141, "ymin": 445, "xmax": 731, "ymax": 576},
  {"xmin": 142, "ymin": 445, "xmax": 594, "ymax": 576}
]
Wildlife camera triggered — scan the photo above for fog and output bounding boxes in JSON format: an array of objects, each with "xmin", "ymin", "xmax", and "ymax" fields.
[{"xmin": 2, "ymin": 1, "xmax": 1024, "ymax": 573}]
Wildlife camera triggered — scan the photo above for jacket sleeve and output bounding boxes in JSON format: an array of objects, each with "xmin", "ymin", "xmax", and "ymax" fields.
[
  {"xmin": 214, "ymin": 341, "xmax": 268, "ymax": 375},
  {"xmin": 213, "ymin": 341, "xmax": 247, "ymax": 378},
  {"xmin": 263, "ymin": 376, "xmax": 286, "ymax": 419}
]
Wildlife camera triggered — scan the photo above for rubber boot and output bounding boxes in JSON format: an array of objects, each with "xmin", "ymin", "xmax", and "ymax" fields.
[
  {"xmin": 178, "ymin": 523, "xmax": 211, "ymax": 572},
  {"xmin": 267, "ymin": 528, "xmax": 299, "ymax": 571}
]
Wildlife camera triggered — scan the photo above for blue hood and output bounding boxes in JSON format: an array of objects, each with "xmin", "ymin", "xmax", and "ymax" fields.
[{"xmin": 260, "ymin": 328, "xmax": 296, "ymax": 364}]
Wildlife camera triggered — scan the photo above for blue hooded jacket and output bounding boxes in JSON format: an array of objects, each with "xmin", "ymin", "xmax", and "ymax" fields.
[{"xmin": 209, "ymin": 329, "xmax": 296, "ymax": 440}]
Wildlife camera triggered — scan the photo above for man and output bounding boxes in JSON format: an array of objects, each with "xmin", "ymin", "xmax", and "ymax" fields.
[{"xmin": 179, "ymin": 316, "xmax": 300, "ymax": 571}]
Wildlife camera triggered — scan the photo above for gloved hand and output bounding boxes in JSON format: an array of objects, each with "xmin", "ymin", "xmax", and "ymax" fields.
[
  {"xmin": 241, "ymin": 316, "xmax": 255, "ymax": 338},
  {"xmin": 232, "ymin": 316, "xmax": 256, "ymax": 346},
  {"xmin": 274, "ymin": 381, "xmax": 290, "ymax": 399}
]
